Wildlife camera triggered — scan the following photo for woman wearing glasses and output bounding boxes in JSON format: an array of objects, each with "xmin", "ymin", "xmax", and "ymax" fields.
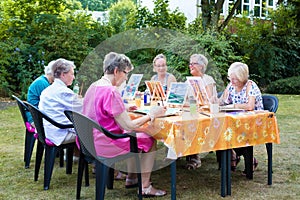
[
  {"xmin": 219, "ymin": 62, "xmax": 263, "ymax": 174},
  {"xmin": 185, "ymin": 53, "xmax": 218, "ymax": 170},
  {"xmin": 151, "ymin": 53, "xmax": 177, "ymax": 94},
  {"xmin": 83, "ymin": 52, "xmax": 167, "ymax": 197}
]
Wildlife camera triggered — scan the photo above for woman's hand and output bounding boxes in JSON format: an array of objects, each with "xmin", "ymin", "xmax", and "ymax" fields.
[{"xmin": 149, "ymin": 106, "xmax": 167, "ymax": 119}]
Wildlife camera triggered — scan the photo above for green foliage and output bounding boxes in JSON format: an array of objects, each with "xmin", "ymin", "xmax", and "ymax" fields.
[
  {"xmin": 108, "ymin": 0, "xmax": 137, "ymax": 33},
  {"xmin": 266, "ymin": 76, "xmax": 300, "ymax": 94},
  {"xmin": 130, "ymin": 0, "xmax": 186, "ymax": 31},
  {"xmin": 0, "ymin": 0, "xmax": 111, "ymax": 98},
  {"xmin": 226, "ymin": 14, "xmax": 300, "ymax": 88},
  {"xmin": 78, "ymin": 0, "xmax": 119, "ymax": 11}
]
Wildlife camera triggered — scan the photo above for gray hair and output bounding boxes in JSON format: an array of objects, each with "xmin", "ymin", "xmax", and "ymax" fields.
[
  {"xmin": 228, "ymin": 62, "xmax": 249, "ymax": 83},
  {"xmin": 52, "ymin": 58, "xmax": 75, "ymax": 78},
  {"xmin": 103, "ymin": 52, "xmax": 133, "ymax": 74},
  {"xmin": 190, "ymin": 54, "xmax": 208, "ymax": 73},
  {"xmin": 44, "ymin": 60, "xmax": 56, "ymax": 75}
]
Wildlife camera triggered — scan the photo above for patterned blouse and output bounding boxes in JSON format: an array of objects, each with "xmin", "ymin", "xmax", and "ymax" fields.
[{"xmin": 225, "ymin": 80, "xmax": 264, "ymax": 110}]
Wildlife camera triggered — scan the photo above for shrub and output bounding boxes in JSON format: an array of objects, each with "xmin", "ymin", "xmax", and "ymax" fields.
[{"xmin": 265, "ymin": 76, "xmax": 300, "ymax": 94}]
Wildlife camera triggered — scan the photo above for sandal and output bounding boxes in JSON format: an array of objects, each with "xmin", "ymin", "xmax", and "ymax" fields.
[
  {"xmin": 125, "ymin": 178, "xmax": 138, "ymax": 189},
  {"xmin": 185, "ymin": 155, "xmax": 201, "ymax": 170},
  {"xmin": 114, "ymin": 171, "xmax": 127, "ymax": 180},
  {"xmin": 140, "ymin": 184, "xmax": 166, "ymax": 197}
]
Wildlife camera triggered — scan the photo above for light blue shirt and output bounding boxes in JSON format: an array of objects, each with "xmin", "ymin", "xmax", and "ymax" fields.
[{"xmin": 39, "ymin": 78, "xmax": 83, "ymax": 145}]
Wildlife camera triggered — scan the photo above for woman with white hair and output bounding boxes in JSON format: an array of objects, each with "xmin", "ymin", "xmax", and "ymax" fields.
[
  {"xmin": 185, "ymin": 53, "xmax": 218, "ymax": 170},
  {"xmin": 39, "ymin": 58, "xmax": 83, "ymax": 145},
  {"xmin": 220, "ymin": 62, "xmax": 264, "ymax": 110},
  {"xmin": 26, "ymin": 60, "xmax": 55, "ymax": 125},
  {"xmin": 219, "ymin": 61, "xmax": 263, "ymax": 174}
]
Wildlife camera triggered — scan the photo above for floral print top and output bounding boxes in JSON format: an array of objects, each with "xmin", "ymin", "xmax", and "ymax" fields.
[{"xmin": 225, "ymin": 80, "xmax": 264, "ymax": 110}]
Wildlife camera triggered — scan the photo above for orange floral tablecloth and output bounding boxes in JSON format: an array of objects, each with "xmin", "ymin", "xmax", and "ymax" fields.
[{"xmin": 132, "ymin": 110, "xmax": 280, "ymax": 159}]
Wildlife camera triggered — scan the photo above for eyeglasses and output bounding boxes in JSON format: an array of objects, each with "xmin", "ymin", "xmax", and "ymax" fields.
[
  {"xmin": 123, "ymin": 70, "xmax": 129, "ymax": 75},
  {"xmin": 189, "ymin": 62, "xmax": 199, "ymax": 66},
  {"xmin": 227, "ymin": 76, "xmax": 239, "ymax": 81}
]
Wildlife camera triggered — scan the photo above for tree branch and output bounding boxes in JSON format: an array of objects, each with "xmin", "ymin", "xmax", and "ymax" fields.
[{"xmin": 218, "ymin": 0, "xmax": 241, "ymax": 32}]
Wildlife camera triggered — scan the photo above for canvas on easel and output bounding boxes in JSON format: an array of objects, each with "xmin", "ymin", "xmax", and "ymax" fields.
[
  {"xmin": 166, "ymin": 82, "xmax": 189, "ymax": 107},
  {"xmin": 123, "ymin": 74, "xmax": 143, "ymax": 100},
  {"xmin": 186, "ymin": 76, "xmax": 210, "ymax": 106},
  {"xmin": 145, "ymin": 81, "xmax": 166, "ymax": 102}
]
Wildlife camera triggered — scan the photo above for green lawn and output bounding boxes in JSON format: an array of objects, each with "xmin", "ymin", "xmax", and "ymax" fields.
[{"xmin": 0, "ymin": 94, "xmax": 299, "ymax": 200}]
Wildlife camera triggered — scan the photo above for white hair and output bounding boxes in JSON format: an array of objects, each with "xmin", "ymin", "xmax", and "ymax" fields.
[{"xmin": 44, "ymin": 60, "xmax": 56, "ymax": 75}]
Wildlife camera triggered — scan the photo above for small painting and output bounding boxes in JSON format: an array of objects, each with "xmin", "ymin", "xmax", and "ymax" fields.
[
  {"xmin": 166, "ymin": 82, "xmax": 189, "ymax": 106},
  {"xmin": 123, "ymin": 74, "xmax": 143, "ymax": 100}
]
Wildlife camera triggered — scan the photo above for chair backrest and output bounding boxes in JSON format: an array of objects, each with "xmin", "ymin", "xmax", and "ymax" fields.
[
  {"xmin": 262, "ymin": 95, "xmax": 279, "ymax": 113},
  {"xmin": 64, "ymin": 110, "xmax": 95, "ymax": 161},
  {"xmin": 24, "ymin": 102, "xmax": 73, "ymax": 146},
  {"xmin": 12, "ymin": 95, "xmax": 29, "ymax": 125},
  {"xmin": 64, "ymin": 110, "xmax": 133, "ymax": 160}
]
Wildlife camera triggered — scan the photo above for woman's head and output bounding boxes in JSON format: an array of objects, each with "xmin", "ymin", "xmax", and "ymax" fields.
[
  {"xmin": 52, "ymin": 58, "xmax": 76, "ymax": 86},
  {"xmin": 227, "ymin": 62, "xmax": 249, "ymax": 86},
  {"xmin": 153, "ymin": 54, "xmax": 167, "ymax": 73},
  {"xmin": 44, "ymin": 60, "xmax": 56, "ymax": 83},
  {"xmin": 103, "ymin": 52, "xmax": 134, "ymax": 86},
  {"xmin": 189, "ymin": 54, "xmax": 208, "ymax": 76}
]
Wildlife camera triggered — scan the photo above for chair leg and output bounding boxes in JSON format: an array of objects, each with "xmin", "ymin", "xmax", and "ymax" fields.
[
  {"xmin": 107, "ymin": 167, "xmax": 114, "ymax": 189},
  {"xmin": 96, "ymin": 161, "xmax": 107, "ymax": 200},
  {"xmin": 24, "ymin": 130, "xmax": 36, "ymax": 168},
  {"xmin": 66, "ymin": 147, "xmax": 74, "ymax": 174},
  {"xmin": 84, "ymin": 161, "xmax": 90, "ymax": 187},
  {"xmin": 59, "ymin": 149, "xmax": 64, "ymax": 168},
  {"xmin": 135, "ymin": 155, "xmax": 142, "ymax": 200},
  {"xmin": 44, "ymin": 146, "xmax": 57, "ymax": 190},
  {"xmin": 34, "ymin": 141, "xmax": 44, "ymax": 181},
  {"xmin": 76, "ymin": 153, "xmax": 85, "ymax": 200}
]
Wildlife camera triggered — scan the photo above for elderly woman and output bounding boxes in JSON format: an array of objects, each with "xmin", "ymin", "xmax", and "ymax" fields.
[
  {"xmin": 83, "ymin": 52, "xmax": 167, "ymax": 197},
  {"xmin": 185, "ymin": 54, "xmax": 218, "ymax": 170},
  {"xmin": 151, "ymin": 53, "xmax": 176, "ymax": 93},
  {"xmin": 39, "ymin": 58, "xmax": 83, "ymax": 145},
  {"xmin": 26, "ymin": 60, "xmax": 55, "ymax": 125},
  {"xmin": 219, "ymin": 62, "xmax": 263, "ymax": 173},
  {"xmin": 189, "ymin": 53, "xmax": 217, "ymax": 99}
]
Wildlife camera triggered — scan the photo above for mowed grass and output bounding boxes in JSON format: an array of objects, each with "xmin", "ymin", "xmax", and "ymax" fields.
[{"xmin": 0, "ymin": 94, "xmax": 299, "ymax": 200}]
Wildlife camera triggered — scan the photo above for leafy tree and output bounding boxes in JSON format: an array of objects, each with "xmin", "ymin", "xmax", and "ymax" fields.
[
  {"xmin": 108, "ymin": 0, "xmax": 137, "ymax": 33},
  {"xmin": 130, "ymin": 0, "xmax": 186, "ymax": 31},
  {"xmin": 0, "ymin": 0, "xmax": 111, "ymax": 97},
  {"xmin": 78, "ymin": 0, "xmax": 118, "ymax": 11}
]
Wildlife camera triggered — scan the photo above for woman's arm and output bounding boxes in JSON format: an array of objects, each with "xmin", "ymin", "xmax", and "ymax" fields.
[
  {"xmin": 167, "ymin": 74, "xmax": 177, "ymax": 89},
  {"xmin": 234, "ymin": 82, "xmax": 255, "ymax": 110},
  {"xmin": 205, "ymin": 83, "xmax": 216, "ymax": 101},
  {"xmin": 115, "ymin": 112, "xmax": 151, "ymax": 131},
  {"xmin": 114, "ymin": 106, "xmax": 166, "ymax": 133},
  {"xmin": 234, "ymin": 96, "xmax": 255, "ymax": 110}
]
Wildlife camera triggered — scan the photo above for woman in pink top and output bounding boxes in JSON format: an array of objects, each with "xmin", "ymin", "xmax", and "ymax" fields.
[{"xmin": 83, "ymin": 52, "xmax": 167, "ymax": 197}]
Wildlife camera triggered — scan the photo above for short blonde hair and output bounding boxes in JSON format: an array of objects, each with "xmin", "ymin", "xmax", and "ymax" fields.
[
  {"xmin": 152, "ymin": 54, "xmax": 166, "ymax": 72},
  {"xmin": 228, "ymin": 62, "xmax": 249, "ymax": 83},
  {"xmin": 190, "ymin": 54, "xmax": 208, "ymax": 73}
]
